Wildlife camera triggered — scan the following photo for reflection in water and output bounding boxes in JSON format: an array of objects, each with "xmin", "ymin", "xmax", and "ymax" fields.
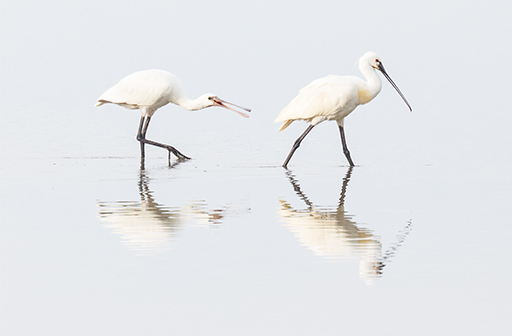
[
  {"xmin": 278, "ymin": 167, "xmax": 412, "ymax": 283},
  {"xmin": 98, "ymin": 170, "xmax": 232, "ymax": 253}
]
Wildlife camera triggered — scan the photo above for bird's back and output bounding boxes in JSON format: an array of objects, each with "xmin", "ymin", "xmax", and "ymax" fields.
[
  {"xmin": 96, "ymin": 70, "xmax": 185, "ymax": 112},
  {"xmin": 275, "ymin": 75, "xmax": 359, "ymax": 131}
]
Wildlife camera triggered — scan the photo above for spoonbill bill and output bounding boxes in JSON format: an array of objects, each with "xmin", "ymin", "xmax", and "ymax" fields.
[
  {"xmin": 95, "ymin": 69, "xmax": 251, "ymax": 162},
  {"xmin": 275, "ymin": 51, "xmax": 412, "ymax": 168}
]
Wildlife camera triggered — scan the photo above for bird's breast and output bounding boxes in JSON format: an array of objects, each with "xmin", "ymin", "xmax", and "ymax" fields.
[{"xmin": 357, "ymin": 85, "xmax": 380, "ymax": 105}]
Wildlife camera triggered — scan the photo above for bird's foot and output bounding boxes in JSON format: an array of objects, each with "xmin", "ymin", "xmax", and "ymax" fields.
[{"xmin": 166, "ymin": 146, "xmax": 190, "ymax": 161}]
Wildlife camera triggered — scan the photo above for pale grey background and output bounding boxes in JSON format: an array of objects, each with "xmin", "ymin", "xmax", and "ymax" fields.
[{"xmin": 1, "ymin": 0, "xmax": 511, "ymax": 335}]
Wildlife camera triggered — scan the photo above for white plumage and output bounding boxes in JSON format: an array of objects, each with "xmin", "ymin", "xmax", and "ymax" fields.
[
  {"xmin": 276, "ymin": 75, "xmax": 359, "ymax": 131},
  {"xmin": 276, "ymin": 51, "xmax": 411, "ymax": 167},
  {"xmin": 96, "ymin": 70, "xmax": 183, "ymax": 114},
  {"xmin": 95, "ymin": 69, "xmax": 251, "ymax": 164}
]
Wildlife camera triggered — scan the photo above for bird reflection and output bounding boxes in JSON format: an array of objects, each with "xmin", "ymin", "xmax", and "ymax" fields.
[
  {"xmin": 98, "ymin": 169, "xmax": 229, "ymax": 253},
  {"xmin": 278, "ymin": 167, "xmax": 412, "ymax": 282},
  {"xmin": 139, "ymin": 151, "xmax": 185, "ymax": 170}
]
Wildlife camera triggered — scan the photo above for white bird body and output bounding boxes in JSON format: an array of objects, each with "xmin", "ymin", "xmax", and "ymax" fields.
[
  {"xmin": 275, "ymin": 54, "xmax": 385, "ymax": 131},
  {"xmin": 276, "ymin": 75, "xmax": 361, "ymax": 131},
  {"xmin": 275, "ymin": 51, "xmax": 411, "ymax": 167},
  {"xmin": 96, "ymin": 69, "xmax": 224, "ymax": 116},
  {"xmin": 95, "ymin": 69, "xmax": 251, "ymax": 164}
]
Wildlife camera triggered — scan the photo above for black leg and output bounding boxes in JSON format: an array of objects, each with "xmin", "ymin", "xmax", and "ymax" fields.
[
  {"xmin": 137, "ymin": 116, "xmax": 146, "ymax": 159},
  {"xmin": 135, "ymin": 115, "xmax": 191, "ymax": 161},
  {"xmin": 141, "ymin": 138, "xmax": 190, "ymax": 160},
  {"xmin": 282, "ymin": 124, "xmax": 315, "ymax": 168},
  {"xmin": 338, "ymin": 126, "xmax": 354, "ymax": 167},
  {"xmin": 141, "ymin": 116, "xmax": 152, "ymax": 138}
]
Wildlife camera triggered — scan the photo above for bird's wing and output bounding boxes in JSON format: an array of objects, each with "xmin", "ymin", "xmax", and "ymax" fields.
[
  {"xmin": 275, "ymin": 75, "xmax": 358, "ymax": 124},
  {"xmin": 96, "ymin": 70, "xmax": 175, "ymax": 109}
]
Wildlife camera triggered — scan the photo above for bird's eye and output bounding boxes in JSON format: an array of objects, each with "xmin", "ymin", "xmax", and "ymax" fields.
[
  {"xmin": 208, "ymin": 96, "xmax": 213, "ymax": 100},
  {"xmin": 375, "ymin": 59, "xmax": 380, "ymax": 63}
]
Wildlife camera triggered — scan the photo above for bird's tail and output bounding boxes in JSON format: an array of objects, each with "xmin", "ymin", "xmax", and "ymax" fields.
[
  {"xmin": 278, "ymin": 120, "xmax": 293, "ymax": 132},
  {"xmin": 94, "ymin": 100, "xmax": 105, "ymax": 107}
]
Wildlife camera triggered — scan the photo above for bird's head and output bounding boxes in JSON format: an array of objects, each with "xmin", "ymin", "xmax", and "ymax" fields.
[
  {"xmin": 363, "ymin": 51, "xmax": 381, "ymax": 70},
  {"xmin": 201, "ymin": 94, "xmax": 251, "ymax": 118},
  {"xmin": 361, "ymin": 51, "xmax": 413, "ymax": 112}
]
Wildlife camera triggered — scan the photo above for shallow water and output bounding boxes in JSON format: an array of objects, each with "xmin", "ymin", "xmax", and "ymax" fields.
[{"xmin": 2, "ymin": 111, "xmax": 510, "ymax": 335}]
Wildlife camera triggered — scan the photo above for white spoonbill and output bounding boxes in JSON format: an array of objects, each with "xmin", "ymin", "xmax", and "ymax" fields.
[
  {"xmin": 275, "ymin": 51, "xmax": 412, "ymax": 168},
  {"xmin": 95, "ymin": 69, "xmax": 251, "ymax": 161}
]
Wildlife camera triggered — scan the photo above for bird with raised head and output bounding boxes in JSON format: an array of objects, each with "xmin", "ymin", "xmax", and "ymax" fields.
[{"xmin": 275, "ymin": 51, "xmax": 411, "ymax": 168}]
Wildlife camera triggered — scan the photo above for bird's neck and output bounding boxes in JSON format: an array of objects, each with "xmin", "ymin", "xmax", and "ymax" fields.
[
  {"xmin": 175, "ymin": 96, "xmax": 208, "ymax": 111},
  {"xmin": 358, "ymin": 64, "xmax": 382, "ymax": 105}
]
